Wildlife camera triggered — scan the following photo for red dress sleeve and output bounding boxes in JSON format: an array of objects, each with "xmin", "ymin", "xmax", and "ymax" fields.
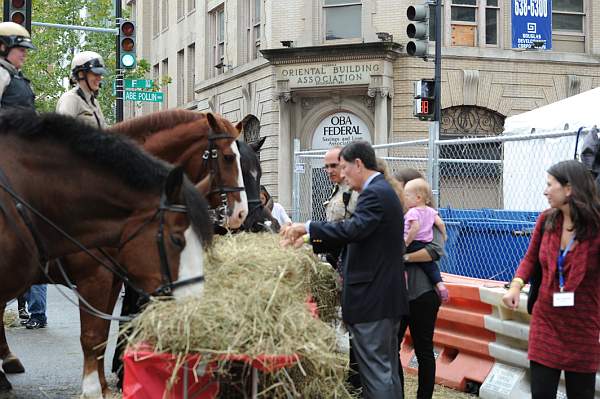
[{"xmin": 514, "ymin": 211, "xmax": 548, "ymax": 283}]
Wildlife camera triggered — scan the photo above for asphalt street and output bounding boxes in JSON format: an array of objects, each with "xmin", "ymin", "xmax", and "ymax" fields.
[{"xmin": 1, "ymin": 285, "xmax": 121, "ymax": 399}]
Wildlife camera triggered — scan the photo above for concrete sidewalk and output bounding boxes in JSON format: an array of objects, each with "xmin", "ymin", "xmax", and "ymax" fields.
[{"xmin": 2, "ymin": 285, "xmax": 120, "ymax": 399}]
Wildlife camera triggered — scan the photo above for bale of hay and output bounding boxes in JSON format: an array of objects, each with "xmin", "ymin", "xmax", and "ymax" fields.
[{"xmin": 127, "ymin": 233, "xmax": 353, "ymax": 398}]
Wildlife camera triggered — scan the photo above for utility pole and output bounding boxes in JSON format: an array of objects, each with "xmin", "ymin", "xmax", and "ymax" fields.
[
  {"xmin": 432, "ymin": 0, "xmax": 442, "ymax": 207},
  {"xmin": 115, "ymin": 0, "xmax": 123, "ymax": 122}
]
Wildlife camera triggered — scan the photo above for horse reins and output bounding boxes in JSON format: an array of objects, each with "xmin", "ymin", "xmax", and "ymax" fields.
[
  {"xmin": 202, "ymin": 131, "xmax": 245, "ymax": 227},
  {"xmin": 0, "ymin": 165, "xmax": 205, "ymax": 320}
]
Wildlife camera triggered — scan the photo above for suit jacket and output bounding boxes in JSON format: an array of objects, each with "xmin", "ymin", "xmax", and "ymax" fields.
[{"xmin": 310, "ymin": 174, "xmax": 409, "ymax": 324}]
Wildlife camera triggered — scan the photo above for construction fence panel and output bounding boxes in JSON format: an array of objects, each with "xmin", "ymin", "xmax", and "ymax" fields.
[{"xmin": 292, "ymin": 129, "xmax": 584, "ymax": 282}]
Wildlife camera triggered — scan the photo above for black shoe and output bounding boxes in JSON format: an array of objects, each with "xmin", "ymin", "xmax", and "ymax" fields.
[
  {"xmin": 18, "ymin": 308, "xmax": 29, "ymax": 320},
  {"xmin": 24, "ymin": 318, "xmax": 46, "ymax": 329}
]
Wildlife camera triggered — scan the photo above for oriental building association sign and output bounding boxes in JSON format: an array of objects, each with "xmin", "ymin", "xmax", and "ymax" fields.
[
  {"xmin": 277, "ymin": 61, "xmax": 383, "ymax": 89},
  {"xmin": 312, "ymin": 112, "xmax": 372, "ymax": 149}
]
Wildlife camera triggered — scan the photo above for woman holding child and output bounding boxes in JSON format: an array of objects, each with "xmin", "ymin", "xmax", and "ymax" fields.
[{"xmin": 394, "ymin": 168, "xmax": 448, "ymax": 399}]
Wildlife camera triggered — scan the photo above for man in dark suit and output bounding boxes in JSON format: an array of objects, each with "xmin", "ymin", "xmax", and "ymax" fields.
[{"xmin": 282, "ymin": 140, "xmax": 408, "ymax": 398}]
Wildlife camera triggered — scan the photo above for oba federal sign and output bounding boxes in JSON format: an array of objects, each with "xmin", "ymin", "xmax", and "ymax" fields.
[
  {"xmin": 512, "ymin": 0, "xmax": 552, "ymax": 49},
  {"xmin": 312, "ymin": 113, "xmax": 371, "ymax": 150}
]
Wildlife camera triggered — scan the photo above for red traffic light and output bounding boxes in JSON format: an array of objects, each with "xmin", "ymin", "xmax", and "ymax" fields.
[
  {"xmin": 121, "ymin": 37, "xmax": 134, "ymax": 52},
  {"xmin": 121, "ymin": 21, "xmax": 135, "ymax": 36},
  {"xmin": 11, "ymin": 0, "xmax": 25, "ymax": 8},
  {"xmin": 10, "ymin": 11, "xmax": 25, "ymax": 25}
]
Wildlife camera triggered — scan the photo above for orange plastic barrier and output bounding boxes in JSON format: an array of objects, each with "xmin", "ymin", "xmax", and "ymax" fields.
[{"xmin": 400, "ymin": 274, "xmax": 505, "ymax": 392}]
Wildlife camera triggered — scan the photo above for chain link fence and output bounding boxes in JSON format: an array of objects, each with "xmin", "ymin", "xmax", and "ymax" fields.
[{"xmin": 292, "ymin": 129, "xmax": 586, "ymax": 282}]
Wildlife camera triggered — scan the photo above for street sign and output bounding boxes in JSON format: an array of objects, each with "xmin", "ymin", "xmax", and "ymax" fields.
[
  {"xmin": 511, "ymin": 0, "xmax": 552, "ymax": 49},
  {"xmin": 124, "ymin": 90, "xmax": 163, "ymax": 102},
  {"xmin": 124, "ymin": 79, "xmax": 153, "ymax": 89}
]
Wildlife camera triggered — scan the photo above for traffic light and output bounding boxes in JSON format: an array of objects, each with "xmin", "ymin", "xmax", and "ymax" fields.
[
  {"xmin": 119, "ymin": 20, "xmax": 136, "ymax": 69},
  {"xmin": 413, "ymin": 79, "xmax": 435, "ymax": 120},
  {"xmin": 3, "ymin": 0, "xmax": 32, "ymax": 32},
  {"xmin": 406, "ymin": 3, "xmax": 429, "ymax": 58}
]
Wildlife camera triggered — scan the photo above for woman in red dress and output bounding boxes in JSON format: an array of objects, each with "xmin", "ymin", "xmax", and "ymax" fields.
[{"xmin": 503, "ymin": 160, "xmax": 600, "ymax": 398}]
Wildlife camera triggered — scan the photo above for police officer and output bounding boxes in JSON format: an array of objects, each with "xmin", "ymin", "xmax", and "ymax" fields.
[
  {"xmin": 56, "ymin": 51, "xmax": 107, "ymax": 128},
  {"xmin": 0, "ymin": 22, "xmax": 35, "ymax": 109},
  {"xmin": 0, "ymin": 22, "xmax": 47, "ymax": 329}
]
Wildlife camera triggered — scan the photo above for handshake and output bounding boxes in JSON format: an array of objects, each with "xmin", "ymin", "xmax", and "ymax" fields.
[{"xmin": 279, "ymin": 223, "xmax": 309, "ymax": 248}]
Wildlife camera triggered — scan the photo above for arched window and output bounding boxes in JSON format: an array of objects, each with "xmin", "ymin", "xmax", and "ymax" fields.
[{"xmin": 438, "ymin": 106, "xmax": 505, "ymax": 208}]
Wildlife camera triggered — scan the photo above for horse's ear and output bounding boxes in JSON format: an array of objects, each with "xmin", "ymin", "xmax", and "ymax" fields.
[
  {"xmin": 164, "ymin": 166, "xmax": 185, "ymax": 204},
  {"xmin": 235, "ymin": 114, "xmax": 257, "ymax": 134},
  {"xmin": 206, "ymin": 113, "xmax": 220, "ymax": 132},
  {"xmin": 250, "ymin": 136, "xmax": 267, "ymax": 153}
]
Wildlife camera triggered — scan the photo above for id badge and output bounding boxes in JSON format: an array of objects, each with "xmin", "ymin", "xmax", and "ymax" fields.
[{"xmin": 553, "ymin": 292, "xmax": 574, "ymax": 307}]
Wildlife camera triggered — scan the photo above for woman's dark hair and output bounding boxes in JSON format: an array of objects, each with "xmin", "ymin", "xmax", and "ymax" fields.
[
  {"xmin": 340, "ymin": 140, "xmax": 377, "ymax": 170},
  {"xmin": 545, "ymin": 160, "xmax": 600, "ymax": 240},
  {"xmin": 394, "ymin": 168, "xmax": 424, "ymax": 185},
  {"xmin": 260, "ymin": 185, "xmax": 271, "ymax": 201}
]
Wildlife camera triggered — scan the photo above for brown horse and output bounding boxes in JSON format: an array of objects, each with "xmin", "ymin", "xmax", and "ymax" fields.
[
  {"xmin": 0, "ymin": 110, "xmax": 215, "ymax": 394},
  {"xmin": 0, "ymin": 110, "xmax": 251, "ymax": 398}
]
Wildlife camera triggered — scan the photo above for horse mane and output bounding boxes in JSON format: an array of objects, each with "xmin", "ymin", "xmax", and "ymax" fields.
[
  {"xmin": 109, "ymin": 109, "xmax": 206, "ymax": 141},
  {"xmin": 0, "ymin": 110, "xmax": 171, "ymax": 191}
]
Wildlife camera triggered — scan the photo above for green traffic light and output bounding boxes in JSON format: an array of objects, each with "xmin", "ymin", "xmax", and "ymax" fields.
[{"xmin": 121, "ymin": 53, "xmax": 136, "ymax": 68}]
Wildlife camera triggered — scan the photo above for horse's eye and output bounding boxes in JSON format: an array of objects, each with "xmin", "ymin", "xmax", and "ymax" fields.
[
  {"xmin": 170, "ymin": 234, "xmax": 185, "ymax": 249},
  {"xmin": 224, "ymin": 154, "xmax": 236, "ymax": 163}
]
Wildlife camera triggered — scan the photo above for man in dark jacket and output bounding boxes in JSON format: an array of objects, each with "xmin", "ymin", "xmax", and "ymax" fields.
[{"xmin": 282, "ymin": 140, "xmax": 408, "ymax": 398}]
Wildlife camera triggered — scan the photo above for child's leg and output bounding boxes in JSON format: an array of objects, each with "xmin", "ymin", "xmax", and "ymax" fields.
[{"xmin": 419, "ymin": 263, "xmax": 449, "ymax": 303}]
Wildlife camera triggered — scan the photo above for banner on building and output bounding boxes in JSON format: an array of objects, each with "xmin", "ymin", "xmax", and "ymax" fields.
[
  {"xmin": 511, "ymin": 0, "xmax": 552, "ymax": 49},
  {"xmin": 311, "ymin": 112, "xmax": 371, "ymax": 150}
]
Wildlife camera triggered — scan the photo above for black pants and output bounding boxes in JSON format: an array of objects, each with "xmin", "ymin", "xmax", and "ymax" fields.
[
  {"xmin": 398, "ymin": 290, "xmax": 440, "ymax": 399},
  {"xmin": 530, "ymin": 361, "xmax": 596, "ymax": 399}
]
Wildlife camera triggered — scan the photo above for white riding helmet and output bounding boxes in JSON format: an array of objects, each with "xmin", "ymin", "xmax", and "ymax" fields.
[
  {"xmin": 71, "ymin": 51, "xmax": 108, "ymax": 78},
  {"xmin": 0, "ymin": 22, "xmax": 35, "ymax": 55}
]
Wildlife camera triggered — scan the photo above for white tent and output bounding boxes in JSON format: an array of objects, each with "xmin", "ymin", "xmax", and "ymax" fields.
[{"xmin": 502, "ymin": 87, "xmax": 600, "ymax": 210}]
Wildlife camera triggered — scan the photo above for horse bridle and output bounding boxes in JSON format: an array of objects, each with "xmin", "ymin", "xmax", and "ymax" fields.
[
  {"xmin": 0, "ymin": 165, "xmax": 204, "ymax": 309},
  {"xmin": 202, "ymin": 131, "xmax": 245, "ymax": 226}
]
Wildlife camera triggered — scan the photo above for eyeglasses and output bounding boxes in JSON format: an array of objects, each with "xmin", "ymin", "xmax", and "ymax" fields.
[{"xmin": 323, "ymin": 163, "xmax": 339, "ymax": 170}]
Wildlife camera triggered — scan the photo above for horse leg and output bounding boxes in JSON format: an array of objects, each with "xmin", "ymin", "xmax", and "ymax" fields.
[
  {"xmin": 67, "ymin": 253, "xmax": 117, "ymax": 399},
  {"xmin": 0, "ymin": 304, "xmax": 13, "ymax": 391},
  {"xmin": 0, "ymin": 303, "xmax": 24, "ymax": 375},
  {"xmin": 96, "ymin": 278, "xmax": 123, "ymax": 393}
]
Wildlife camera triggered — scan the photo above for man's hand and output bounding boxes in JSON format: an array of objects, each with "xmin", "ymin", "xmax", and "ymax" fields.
[{"xmin": 280, "ymin": 223, "xmax": 308, "ymax": 248}]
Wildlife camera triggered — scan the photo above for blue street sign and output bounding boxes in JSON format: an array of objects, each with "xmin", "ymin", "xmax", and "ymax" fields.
[{"xmin": 512, "ymin": 0, "xmax": 552, "ymax": 49}]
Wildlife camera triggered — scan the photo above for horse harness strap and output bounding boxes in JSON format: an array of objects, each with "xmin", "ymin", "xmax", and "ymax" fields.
[
  {"xmin": 0, "ymin": 166, "xmax": 49, "ymax": 264},
  {"xmin": 203, "ymin": 131, "xmax": 244, "ymax": 226},
  {"xmin": 0, "ymin": 164, "xmax": 205, "ymax": 306}
]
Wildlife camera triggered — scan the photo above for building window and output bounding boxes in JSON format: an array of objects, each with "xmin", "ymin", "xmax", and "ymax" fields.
[
  {"xmin": 323, "ymin": 0, "xmax": 362, "ymax": 41},
  {"xmin": 177, "ymin": 0, "xmax": 184, "ymax": 20},
  {"xmin": 449, "ymin": 0, "xmax": 499, "ymax": 47},
  {"xmin": 209, "ymin": 6, "xmax": 226, "ymax": 77},
  {"xmin": 187, "ymin": 43, "xmax": 195, "ymax": 103},
  {"xmin": 177, "ymin": 49, "xmax": 184, "ymax": 106},
  {"xmin": 161, "ymin": 0, "xmax": 169, "ymax": 31},
  {"xmin": 152, "ymin": 0, "xmax": 159, "ymax": 36},
  {"xmin": 245, "ymin": 0, "xmax": 261, "ymax": 62},
  {"xmin": 553, "ymin": 0, "xmax": 583, "ymax": 32},
  {"xmin": 188, "ymin": 0, "xmax": 196, "ymax": 13},
  {"xmin": 161, "ymin": 58, "xmax": 169, "ymax": 109}
]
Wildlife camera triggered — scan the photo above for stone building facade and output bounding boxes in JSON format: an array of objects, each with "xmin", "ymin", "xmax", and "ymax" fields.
[{"xmin": 128, "ymin": 0, "xmax": 600, "ymax": 210}]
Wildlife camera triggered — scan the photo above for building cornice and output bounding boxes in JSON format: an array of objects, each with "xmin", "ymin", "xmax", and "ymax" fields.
[
  {"xmin": 438, "ymin": 47, "xmax": 600, "ymax": 65},
  {"xmin": 261, "ymin": 42, "xmax": 404, "ymax": 65},
  {"xmin": 195, "ymin": 58, "xmax": 271, "ymax": 94}
]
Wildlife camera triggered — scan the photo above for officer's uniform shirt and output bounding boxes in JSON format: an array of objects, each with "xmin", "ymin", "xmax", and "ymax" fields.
[
  {"xmin": 0, "ymin": 57, "xmax": 35, "ymax": 109},
  {"xmin": 324, "ymin": 182, "xmax": 358, "ymax": 222},
  {"xmin": 56, "ymin": 85, "xmax": 107, "ymax": 129}
]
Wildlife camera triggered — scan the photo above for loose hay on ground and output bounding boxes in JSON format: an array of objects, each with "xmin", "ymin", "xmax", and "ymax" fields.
[
  {"xmin": 3, "ymin": 309, "xmax": 18, "ymax": 328},
  {"xmin": 127, "ymin": 233, "xmax": 352, "ymax": 398}
]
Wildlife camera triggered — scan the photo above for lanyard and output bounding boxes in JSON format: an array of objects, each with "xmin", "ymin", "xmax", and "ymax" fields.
[{"xmin": 557, "ymin": 236, "xmax": 575, "ymax": 292}]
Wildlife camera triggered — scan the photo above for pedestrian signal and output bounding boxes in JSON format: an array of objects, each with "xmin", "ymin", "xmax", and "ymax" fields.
[
  {"xmin": 413, "ymin": 79, "xmax": 435, "ymax": 120},
  {"xmin": 119, "ymin": 20, "xmax": 136, "ymax": 69},
  {"xmin": 3, "ymin": 0, "xmax": 31, "ymax": 32}
]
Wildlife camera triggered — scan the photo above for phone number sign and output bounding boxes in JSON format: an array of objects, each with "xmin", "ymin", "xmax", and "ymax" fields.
[{"xmin": 511, "ymin": 0, "xmax": 552, "ymax": 49}]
